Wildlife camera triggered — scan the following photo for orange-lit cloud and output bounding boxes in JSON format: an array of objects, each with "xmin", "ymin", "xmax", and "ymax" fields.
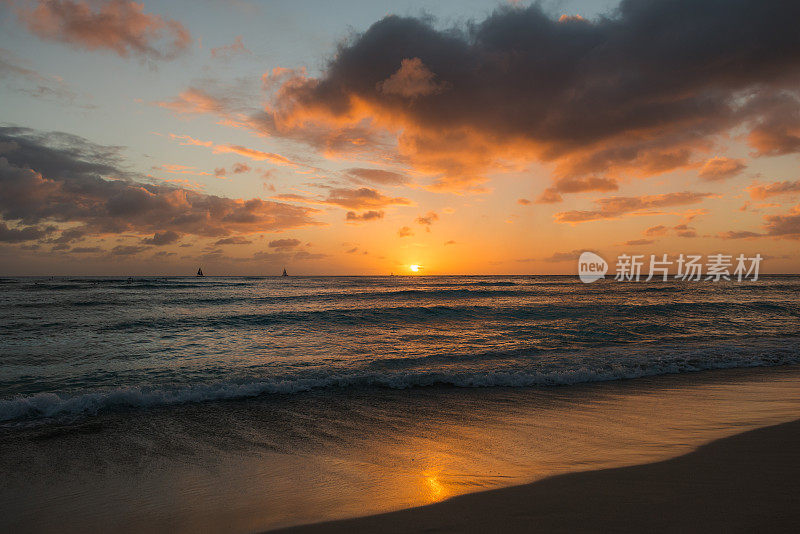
[
  {"xmin": 17, "ymin": 0, "xmax": 191, "ymax": 61},
  {"xmin": 212, "ymin": 144, "xmax": 298, "ymax": 167},
  {"xmin": 214, "ymin": 236, "xmax": 252, "ymax": 245},
  {"xmin": 275, "ymin": 187, "xmax": 411, "ymax": 211},
  {"xmin": 167, "ymin": 133, "xmax": 305, "ymax": 169},
  {"xmin": 158, "ymin": 88, "xmax": 229, "ymax": 115},
  {"xmin": 698, "ymin": 157, "xmax": 747, "ymax": 181},
  {"xmin": 555, "ymin": 191, "xmax": 715, "ymax": 224},
  {"xmin": 268, "ymin": 238, "xmax": 301, "ymax": 250},
  {"xmin": 321, "ymin": 187, "xmax": 411, "ymax": 210},
  {"xmin": 377, "ymin": 58, "xmax": 447, "ymax": 98},
  {"xmin": 540, "ymin": 249, "xmax": 590, "ymax": 263},
  {"xmin": 622, "ymin": 239, "xmax": 655, "ymax": 246},
  {"xmin": 347, "ymin": 167, "xmax": 407, "ymax": 185},
  {"xmin": 717, "ymin": 230, "xmax": 762, "ymax": 240},
  {"xmin": 747, "ymin": 180, "xmax": 800, "ymax": 200},
  {"xmin": 157, "ymin": 164, "xmax": 212, "ymax": 176},
  {"xmin": 763, "ymin": 205, "xmax": 800, "ymax": 238},
  {"xmin": 537, "ymin": 176, "xmax": 619, "ymax": 203},
  {"xmin": 644, "ymin": 225, "xmax": 668, "ymax": 237},
  {"xmin": 746, "ymin": 92, "xmax": 800, "ymax": 156},
  {"xmin": 415, "ymin": 211, "xmax": 438, "ymax": 231},
  {"xmin": 210, "ymin": 35, "xmax": 250, "ymax": 59},
  {"xmin": 397, "ymin": 226, "xmax": 413, "ymax": 237},
  {"xmin": 169, "ymin": 134, "xmax": 213, "ymax": 147},
  {"xmin": 251, "ymin": 3, "xmax": 800, "ymax": 192}
]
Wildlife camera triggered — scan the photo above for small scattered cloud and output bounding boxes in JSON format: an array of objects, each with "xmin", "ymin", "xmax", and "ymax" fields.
[
  {"xmin": 268, "ymin": 238, "xmax": 301, "ymax": 250},
  {"xmin": 673, "ymin": 224, "xmax": 698, "ymax": 238},
  {"xmin": 555, "ymin": 192, "xmax": 714, "ymax": 224},
  {"xmin": 698, "ymin": 157, "xmax": 746, "ymax": 181},
  {"xmin": 111, "ymin": 244, "xmax": 148, "ymax": 256},
  {"xmin": 717, "ymin": 230, "xmax": 763, "ymax": 239},
  {"xmin": 644, "ymin": 225, "xmax": 668, "ymax": 237},
  {"xmin": 415, "ymin": 211, "xmax": 438, "ymax": 231},
  {"xmin": 141, "ymin": 230, "xmax": 180, "ymax": 246},
  {"xmin": 397, "ymin": 226, "xmax": 413, "ymax": 237},
  {"xmin": 0, "ymin": 48, "xmax": 85, "ymax": 106},
  {"xmin": 763, "ymin": 205, "xmax": 800, "ymax": 238},
  {"xmin": 214, "ymin": 236, "xmax": 252, "ymax": 245},
  {"xmin": 541, "ymin": 249, "xmax": 589, "ymax": 263},
  {"xmin": 536, "ymin": 188, "xmax": 563, "ymax": 204},
  {"xmin": 210, "ymin": 36, "xmax": 251, "ymax": 59},
  {"xmin": 347, "ymin": 167, "xmax": 407, "ymax": 185},
  {"xmin": 17, "ymin": 0, "xmax": 192, "ymax": 61},
  {"xmin": 746, "ymin": 180, "xmax": 800, "ymax": 200},
  {"xmin": 321, "ymin": 187, "xmax": 412, "ymax": 210},
  {"xmin": 345, "ymin": 210, "xmax": 384, "ymax": 222}
]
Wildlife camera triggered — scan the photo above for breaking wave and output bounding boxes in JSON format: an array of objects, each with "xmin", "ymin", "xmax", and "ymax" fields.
[{"xmin": 3, "ymin": 340, "xmax": 798, "ymax": 424}]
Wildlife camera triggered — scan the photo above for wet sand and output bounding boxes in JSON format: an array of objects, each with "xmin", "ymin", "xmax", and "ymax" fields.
[{"xmin": 273, "ymin": 418, "xmax": 800, "ymax": 533}]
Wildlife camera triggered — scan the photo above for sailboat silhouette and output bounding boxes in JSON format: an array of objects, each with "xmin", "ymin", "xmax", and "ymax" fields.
[
  {"xmin": 281, "ymin": 267, "xmax": 288, "ymax": 277},
  {"xmin": 196, "ymin": 267, "xmax": 204, "ymax": 277}
]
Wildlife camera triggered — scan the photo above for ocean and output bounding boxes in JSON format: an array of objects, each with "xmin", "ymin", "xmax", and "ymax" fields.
[{"xmin": 2, "ymin": 275, "xmax": 800, "ymax": 532}]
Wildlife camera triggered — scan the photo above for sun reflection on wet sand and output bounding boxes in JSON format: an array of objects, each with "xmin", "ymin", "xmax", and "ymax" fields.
[{"xmin": 421, "ymin": 469, "xmax": 447, "ymax": 503}]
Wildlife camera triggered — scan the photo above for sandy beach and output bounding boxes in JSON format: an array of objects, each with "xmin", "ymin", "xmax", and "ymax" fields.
[{"xmin": 273, "ymin": 418, "xmax": 800, "ymax": 533}]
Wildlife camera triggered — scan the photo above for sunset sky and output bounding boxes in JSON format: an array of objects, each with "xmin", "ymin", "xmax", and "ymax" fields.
[{"xmin": 1, "ymin": 0, "xmax": 799, "ymax": 275}]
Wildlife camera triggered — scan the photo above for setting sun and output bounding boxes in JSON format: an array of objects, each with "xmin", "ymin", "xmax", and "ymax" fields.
[{"xmin": 409, "ymin": 265, "xmax": 421, "ymax": 272}]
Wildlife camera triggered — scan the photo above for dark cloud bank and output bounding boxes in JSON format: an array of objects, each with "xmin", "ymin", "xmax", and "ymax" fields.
[
  {"xmin": 0, "ymin": 126, "xmax": 318, "ymax": 246},
  {"xmin": 270, "ymin": 0, "xmax": 800, "ymax": 190}
]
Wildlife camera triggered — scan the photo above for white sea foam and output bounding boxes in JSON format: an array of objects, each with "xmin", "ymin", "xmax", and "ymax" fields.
[{"xmin": 2, "ymin": 346, "xmax": 798, "ymax": 423}]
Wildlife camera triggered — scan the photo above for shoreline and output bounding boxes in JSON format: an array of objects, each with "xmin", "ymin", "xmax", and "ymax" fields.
[
  {"xmin": 5, "ymin": 364, "xmax": 800, "ymax": 533},
  {"xmin": 272, "ymin": 418, "xmax": 800, "ymax": 533}
]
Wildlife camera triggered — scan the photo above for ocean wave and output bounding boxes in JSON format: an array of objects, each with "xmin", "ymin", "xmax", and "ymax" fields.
[
  {"xmin": 101, "ymin": 300, "xmax": 799, "ymax": 331},
  {"xmin": 162, "ymin": 288, "xmax": 530, "ymax": 306},
  {"xmin": 3, "ymin": 342, "xmax": 798, "ymax": 424}
]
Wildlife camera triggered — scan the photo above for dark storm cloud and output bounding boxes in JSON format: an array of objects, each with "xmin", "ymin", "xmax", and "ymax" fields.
[
  {"xmin": 268, "ymin": 0, "xmax": 800, "ymax": 190},
  {"xmin": 0, "ymin": 126, "xmax": 320, "ymax": 244}
]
